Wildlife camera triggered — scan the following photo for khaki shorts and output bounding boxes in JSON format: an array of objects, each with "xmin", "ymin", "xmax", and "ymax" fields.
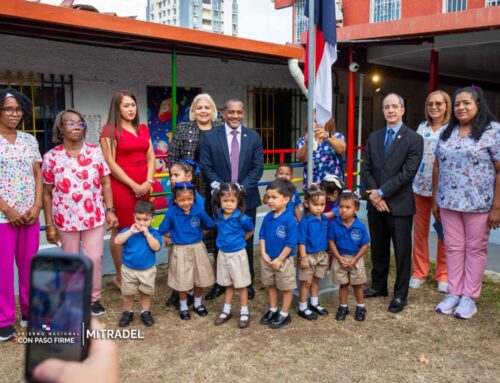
[
  {"xmin": 297, "ymin": 251, "xmax": 329, "ymax": 283},
  {"xmin": 168, "ymin": 242, "xmax": 215, "ymax": 291},
  {"xmin": 217, "ymin": 249, "xmax": 251, "ymax": 289},
  {"xmin": 121, "ymin": 264, "xmax": 156, "ymax": 296},
  {"xmin": 332, "ymin": 255, "xmax": 367, "ymax": 286},
  {"xmin": 260, "ymin": 257, "xmax": 297, "ymax": 291}
]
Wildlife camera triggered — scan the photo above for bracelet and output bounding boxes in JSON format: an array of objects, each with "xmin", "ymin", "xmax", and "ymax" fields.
[
  {"xmin": 147, "ymin": 179, "xmax": 154, "ymax": 184},
  {"xmin": 106, "ymin": 207, "xmax": 115, "ymax": 212}
]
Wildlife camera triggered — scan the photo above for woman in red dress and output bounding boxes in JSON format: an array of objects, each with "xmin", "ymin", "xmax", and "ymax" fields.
[{"xmin": 100, "ymin": 90, "xmax": 155, "ymax": 287}]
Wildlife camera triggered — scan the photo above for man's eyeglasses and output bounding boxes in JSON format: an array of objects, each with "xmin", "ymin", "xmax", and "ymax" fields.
[
  {"xmin": 64, "ymin": 121, "xmax": 87, "ymax": 130},
  {"xmin": 427, "ymin": 101, "xmax": 445, "ymax": 108},
  {"xmin": 0, "ymin": 107, "xmax": 23, "ymax": 116}
]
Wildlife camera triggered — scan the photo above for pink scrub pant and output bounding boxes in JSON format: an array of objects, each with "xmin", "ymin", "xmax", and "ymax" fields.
[
  {"xmin": 440, "ymin": 208, "xmax": 490, "ymax": 299},
  {"xmin": 0, "ymin": 221, "xmax": 40, "ymax": 327},
  {"xmin": 58, "ymin": 224, "xmax": 105, "ymax": 303}
]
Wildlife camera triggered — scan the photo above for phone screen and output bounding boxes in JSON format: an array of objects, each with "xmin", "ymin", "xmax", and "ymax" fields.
[{"xmin": 25, "ymin": 255, "xmax": 91, "ymax": 380}]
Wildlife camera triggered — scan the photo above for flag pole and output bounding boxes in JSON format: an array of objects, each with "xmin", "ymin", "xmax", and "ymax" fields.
[{"xmin": 306, "ymin": 0, "xmax": 315, "ymax": 188}]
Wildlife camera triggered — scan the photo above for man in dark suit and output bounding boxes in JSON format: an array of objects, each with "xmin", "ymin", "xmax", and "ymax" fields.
[
  {"xmin": 200, "ymin": 99, "xmax": 264, "ymax": 300},
  {"xmin": 362, "ymin": 93, "xmax": 423, "ymax": 313}
]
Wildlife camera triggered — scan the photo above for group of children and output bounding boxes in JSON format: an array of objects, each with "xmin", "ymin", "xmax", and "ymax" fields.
[{"xmin": 114, "ymin": 161, "xmax": 370, "ymax": 329}]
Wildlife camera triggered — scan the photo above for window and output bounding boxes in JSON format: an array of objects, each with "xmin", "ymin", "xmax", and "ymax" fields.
[
  {"xmin": 370, "ymin": 0, "xmax": 401, "ymax": 22},
  {"xmin": 444, "ymin": 0, "xmax": 467, "ymax": 12},
  {"xmin": 486, "ymin": 0, "xmax": 500, "ymax": 6},
  {"xmin": 294, "ymin": 0, "xmax": 308, "ymax": 44}
]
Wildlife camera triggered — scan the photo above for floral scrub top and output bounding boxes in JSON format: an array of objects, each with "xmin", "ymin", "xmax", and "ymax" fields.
[
  {"xmin": 412, "ymin": 121, "xmax": 447, "ymax": 197},
  {"xmin": 0, "ymin": 132, "xmax": 42, "ymax": 223},
  {"xmin": 42, "ymin": 142, "xmax": 111, "ymax": 232},
  {"xmin": 296, "ymin": 132, "xmax": 345, "ymax": 187},
  {"xmin": 435, "ymin": 122, "xmax": 500, "ymax": 212}
]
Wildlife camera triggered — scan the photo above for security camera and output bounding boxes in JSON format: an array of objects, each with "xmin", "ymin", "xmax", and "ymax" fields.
[{"xmin": 349, "ymin": 62, "xmax": 360, "ymax": 72}]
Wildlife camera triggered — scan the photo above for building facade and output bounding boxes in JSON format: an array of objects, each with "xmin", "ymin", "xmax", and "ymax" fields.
[{"xmin": 147, "ymin": 0, "xmax": 238, "ymax": 36}]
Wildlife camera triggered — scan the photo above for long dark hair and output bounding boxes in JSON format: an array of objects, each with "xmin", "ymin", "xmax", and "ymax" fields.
[
  {"xmin": 102, "ymin": 90, "xmax": 140, "ymax": 145},
  {"xmin": 169, "ymin": 161, "xmax": 204, "ymax": 192},
  {"xmin": 441, "ymin": 86, "xmax": 497, "ymax": 142},
  {"xmin": 212, "ymin": 183, "xmax": 246, "ymax": 220},
  {"xmin": 0, "ymin": 88, "xmax": 32, "ymax": 127},
  {"xmin": 303, "ymin": 184, "xmax": 326, "ymax": 217}
]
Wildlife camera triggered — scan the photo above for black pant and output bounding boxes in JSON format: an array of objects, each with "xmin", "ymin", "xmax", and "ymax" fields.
[
  {"xmin": 244, "ymin": 208, "xmax": 257, "ymax": 283},
  {"xmin": 367, "ymin": 211, "xmax": 413, "ymax": 300}
]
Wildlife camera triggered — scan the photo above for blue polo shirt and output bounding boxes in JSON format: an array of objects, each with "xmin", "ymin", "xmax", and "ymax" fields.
[
  {"xmin": 286, "ymin": 190, "xmax": 301, "ymax": 216},
  {"xmin": 167, "ymin": 190, "xmax": 205, "ymax": 210},
  {"xmin": 259, "ymin": 210, "xmax": 298, "ymax": 259},
  {"xmin": 331, "ymin": 201, "xmax": 339, "ymax": 217},
  {"xmin": 120, "ymin": 228, "xmax": 162, "ymax": 270},
  {"xmin": 158, "ymin": 204, "xmax": 215, "ymax": 244},
  {"xmin": 328, "ymin": 216, "xmax": 370, "ymax": 256},
  {"xmin": 215, "ymin": 208, "xmax": 255, "ymax": 253},
  {"xmin": 297, "ymin": 213, "xmax": 329, "ymax": 253}
]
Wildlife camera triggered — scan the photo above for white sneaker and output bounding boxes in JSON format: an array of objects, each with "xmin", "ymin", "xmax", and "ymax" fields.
[
  {"xmin": 435, "ymin": 294, "xmax": 460, "ymax": 315},
  {"xmin": 409, "ymin": 277, "xmax": 426, "ymax": 289},
  {"xmin": 454, "ymin": 296, "xmax": 477, "ymax": 320},
  {"xmin": 20, "ymin": 316, "xmax": 28, "ymax": 328},
  {"xmin": 436, "ymin": 281, "xmax": 448, "ymax": 293}
]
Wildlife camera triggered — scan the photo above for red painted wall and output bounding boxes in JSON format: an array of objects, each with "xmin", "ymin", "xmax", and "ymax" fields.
[
  {"xmin": 274, "ymin": 0, "xmax": 293, "ymax": 9},
  {"xmin": 342, "ymin": 0, "xmax": 371, "ymax": 25}
]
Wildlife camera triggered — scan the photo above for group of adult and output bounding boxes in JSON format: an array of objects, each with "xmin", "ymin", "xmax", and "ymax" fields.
[{"xmin": 0, "ymin": 84, "xmax": 498, "ymax": 343}]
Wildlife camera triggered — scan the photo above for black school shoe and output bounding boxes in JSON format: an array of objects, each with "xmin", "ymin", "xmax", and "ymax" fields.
[
  {"xmin": 297, "ymin": 309, "xmax": 318, "ymax": 321},
  {"xmin": 355, "ymin": 306, "xmax": 367, "ymax": 321},
  {"xmin": 193, "ymin": 304, "xmax": 209, "ymax": 317},
  {"xmin": 179, "ymin": 309, "xmax": 191, "ymax": 320},
  {"xmin": 309, "ymin": 304, "xmax": 329, "ymax": 316},
  {"xmin": 0, "ymin": 325, "xmax": 16, "ymax": 342},
  {"xmin": 269, "ymin": 313, "xmax": 291, "ymax": 329},
  {"xmin": 165, "ymin": 290, "xmax": 179, "ymax": 307},
  {"xmin": 118, "ymin": 311, "xmax": 134, "ymax": 327},
  {"xmin": 140, "ymin": 311, "xmax": 155, "ymax": 327},
  {"xmin": 335, "ymin": 306, "xmax": 349, "ymax": 321},
  {"xmin": 260, "ymin": 310, "xmax": 278, "ymax": 325}
]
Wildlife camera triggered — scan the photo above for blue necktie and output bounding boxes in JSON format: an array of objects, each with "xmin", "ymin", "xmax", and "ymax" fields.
[{"xmin": 384, "ymin": 129, "xmax": 395, "ymax": 158}]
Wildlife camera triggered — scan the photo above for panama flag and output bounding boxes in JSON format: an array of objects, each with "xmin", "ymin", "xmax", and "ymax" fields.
[{"xmin": 304, "ymin": 0, "xmax": 337, "ymax": 125}]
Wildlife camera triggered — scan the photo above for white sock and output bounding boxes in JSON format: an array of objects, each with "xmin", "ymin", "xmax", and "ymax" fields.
[
  {"xmin": 140, "ymin": 309, "xmax": 149, "ymax": 314},
  {"xmin": 270, "ymin": 307, "xmax": 278, "ymax": 313},
  {"xmin": 357, "ymin": 303, "xmax": 366, "ymax": 308},
  {"xmin": 180, "ymin": 300, "xmax": 188, "ymax": 311},
  {"xmin": 299, "ymin": 301, "xmax": 308, "ymax": 311},
  {"xmin": 340, "ymin": 304, "xmax": 348, "ymax": 308},
  {"xmin": 310, "ymin": 296, "xmax": 319, "ymax": 306},
  {"xmin": 240, "ymin": 306, "xmax": 249, "ymax": 315},
  {"xmin": 279, "ymin": 311, "xmax": 289, "ymax": 317},
  {"xmin": 194, "ymin": 296, "xmax": 202, "ymax": 308},
  {"xmin": 223, "ymin": 304, "xmax": 232, "ymax": 315}
]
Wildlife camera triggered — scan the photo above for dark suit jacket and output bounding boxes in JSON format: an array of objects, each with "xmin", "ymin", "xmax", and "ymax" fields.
[
  {"xmin": 200, "ymin": 125, "xmax": 264, "ymax": 210},
  {"xmin": 363, "ymin": 124, "xmax": 423, "ymax": 216}
]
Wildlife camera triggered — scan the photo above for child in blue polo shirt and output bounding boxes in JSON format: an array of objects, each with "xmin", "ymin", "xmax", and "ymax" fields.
[
  {"xmin": 263, "ymin": 163, "xmax": 301, "ymax": 221},
  {"xmin": 114, "ymin": 201, "xmax": 162, "ymax": 327},
  {"xmin": 211, "ymin": 183, "xmax": 255, "ymax": 328},
  {"xmin": 297, "ymin": 185, "xmax": 330, "ymax": 321},
  {"xmin": 259, "ymin": 178, "xmax": 298, "ymax": 329},
  {"xmin": 158, "ymin": 182, "xmax": 215, "ymax": 321},
  {"xmin": 328, "ymin": 190, "xmax": 370, "ymax": 321},
  {"xmin": 322, "ymin": 174, "xmax": 344, "ymax": 219}
]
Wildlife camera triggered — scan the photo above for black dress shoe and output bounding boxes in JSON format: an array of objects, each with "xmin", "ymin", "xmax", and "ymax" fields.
[
  {"xmin": 165, "ymin": 290, "xmax": 179, "ymax": 307},
  {"xmin": 205, "ymin": 284, "xmax": 225, "ymax": 300},
  {"xmin": 247, "ymin": 285, "xmax": 255, "ymax": 300},
  {"xmin": 269, "ymin": 313, "xmax": 291, "ymax": 329},
  {"xmin": 388, "ymin": 298, "xmax": 407, "ymax": 313},
  {"xmin": 309, "ymin": 304, "xmax": 329, "ymax": 316},
  {"xmin": 260, "ymin": 310, "xmax": 278, "ymax": 325},
  {"xmin": 140, "ymin": 311, "xmax": 155, "ymax": 327},
  {"xmin": 179, "ymin": 309, "xmax": 191, "ymax": 320},
  {"xmin": 355, "ymin": 306, "xmax": 367, "ymax": 321},
  {"xmin": 364, "ymin": 287, "xmax": 389, "ymax": 298},
  {"xmin": 335, "ymin": 306, "xmax": 349, "ymax": 321},
  {"xmin": 193, "ymin": 304, "xmax": 209, "ymax": 317},
  {"xmin": 297, "ymin": 309, "xmax": 318, "ymax": 321},
  {"xmin": 118, "ymin": 311, "xmax": 134, "ymax": 327}
]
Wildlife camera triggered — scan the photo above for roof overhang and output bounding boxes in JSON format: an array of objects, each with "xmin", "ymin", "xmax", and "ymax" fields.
[{"xmin": 0, "ymin": 0, "xmax": 304, "ymax": 65}]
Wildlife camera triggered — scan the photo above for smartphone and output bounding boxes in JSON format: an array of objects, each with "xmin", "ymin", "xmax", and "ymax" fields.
[{"xmin": 25, "ymin": 254, "xmax": 92, "ymax": 382}]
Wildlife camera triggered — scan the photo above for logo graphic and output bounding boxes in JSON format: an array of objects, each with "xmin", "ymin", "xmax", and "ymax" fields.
[
  {"xmin": 275, "ymin": 226, "xmax": 286, "ymax": 239},
  {"xmin": 191, "ymin": 217, "xmax": 200, "ymax": 228},
  {"xmin": 42, "ymin": 324, "xmax": 51, "ymax": 331},
  {"xmin": 351, "ymin": 229, "xmax": 362, "ymax": 242}
]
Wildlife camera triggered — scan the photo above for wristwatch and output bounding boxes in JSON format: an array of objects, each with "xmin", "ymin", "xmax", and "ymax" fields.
[{"xmin": 106, "ymin": 207, "xmax": 115, "ymax": 212}]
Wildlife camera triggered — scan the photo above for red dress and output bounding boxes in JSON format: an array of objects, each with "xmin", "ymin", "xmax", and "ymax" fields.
[{"xmin": 101, "ymin": 124, "xmax": 150, "ymax": 228}]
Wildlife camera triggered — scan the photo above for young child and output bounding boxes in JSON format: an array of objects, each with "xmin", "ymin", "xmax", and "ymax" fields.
[
  {"xmin": 259, "ymin": 178, "xmax": 298, "ymax": 329},
  {"xmin": 263, "ymin": 163, "xmax": 301, "ymax": 222},
  {"xmin": 297, "ymin": 185, "xmax": 330, "ymax": 320},
  {"xmin": 211, "ymin": 183, "xmax": 255, "ymax": 328},
  {"xmin": 114, "ymin": 201, "xmax": 162, "ymax": 327},
  {"xmin": 321, "ymin": 174, "xmax": 344, "ymax": 219},
  {"xmin": 328, "ymin": 191, "xmax": 370, "ymax": 321},
  {"xmin": 158, "ymin": 182, "xmax": 215, "ymax": 320},
  {"xmin": 165, "ymin": 160, "xmax": 203, "ymax": 308}
]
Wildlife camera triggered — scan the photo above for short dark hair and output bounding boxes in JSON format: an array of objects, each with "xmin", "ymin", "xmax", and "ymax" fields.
[
  {"xmin": 266, "ymin": 178, "xmax": 295, "ymax": 198},
  {"xmin": 339, "ymin": 190, "xmax": 360, "ymax": 208},
  {"xmin": 223, "ymin": 99, "xmax": 244, "ymax": 111},
  {"xmin": 276, "ymin": 163, "xmax": 293, "ymax": 175},
  {"xmin": 134, "ymin": 200, "xmax": 155, "ymax": 216}
]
